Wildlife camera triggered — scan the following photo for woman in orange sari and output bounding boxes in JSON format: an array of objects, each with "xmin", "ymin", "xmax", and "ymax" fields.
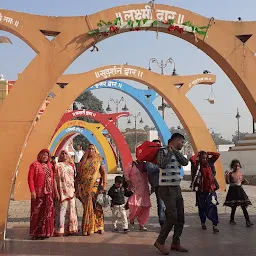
[{"xmin": 76, "ymin": 144, "xmax": 107, "ymax": 235}]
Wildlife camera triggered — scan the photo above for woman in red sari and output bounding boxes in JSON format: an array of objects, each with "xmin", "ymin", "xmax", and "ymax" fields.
[{"xmin": 28, "ymin": 149, "xmax": 55, "ymax": 239}]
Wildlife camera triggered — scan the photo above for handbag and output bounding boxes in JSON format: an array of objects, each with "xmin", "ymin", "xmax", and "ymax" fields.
[{"xmin": 96, "ymin": 193, "xmax": 112, "ymax": 208}]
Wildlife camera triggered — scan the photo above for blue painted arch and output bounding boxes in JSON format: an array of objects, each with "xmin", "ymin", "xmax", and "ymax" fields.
[
  {"xmin": 49, "ymin": 127, "xmax": 108, "ymax": 169},
  {"xmin": 88, "ymin": 80, "xmax": 171, "ymax": 146},
  {"xmin": 87, "ymin": 80, "xmax": 184, "ymax": 177}
]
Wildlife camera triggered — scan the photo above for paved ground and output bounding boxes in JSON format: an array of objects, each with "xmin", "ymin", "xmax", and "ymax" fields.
[{"xmin": 1, "ymin": 176, "xmax": 256, "ymax": 255}]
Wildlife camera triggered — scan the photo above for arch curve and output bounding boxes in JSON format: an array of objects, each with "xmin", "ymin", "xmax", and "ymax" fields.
[
  {"xmin": 50, "ymin": 120, "xmax": 117, "ymax": 173},
  {"xmin": 15, "ymin": 65, "xmax": 224, "ymax": 203},
  {"xmin": 1, "ymin": 5, "xmax": 254, "ymax": 238}
]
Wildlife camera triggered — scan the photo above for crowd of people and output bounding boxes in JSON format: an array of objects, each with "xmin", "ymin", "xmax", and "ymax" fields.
[{"xmin": 27, "ymin": 133, "xmax": 253, "ymax": 255}]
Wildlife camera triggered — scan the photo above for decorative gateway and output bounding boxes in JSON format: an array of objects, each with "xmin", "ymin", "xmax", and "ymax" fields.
[{"xmin": 87, "ymin": 17, "xmax": 211, "ymax": 39}]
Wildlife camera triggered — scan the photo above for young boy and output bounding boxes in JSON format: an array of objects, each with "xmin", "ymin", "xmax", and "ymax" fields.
[{"xmin": 108, "ymin": 176, "xmax": 133, "ymax": 233}]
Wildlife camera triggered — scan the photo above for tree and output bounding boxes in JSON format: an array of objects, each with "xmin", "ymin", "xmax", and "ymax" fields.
[
  {"xmin": 170, "ymin": 126, "xmax": 189, "ymax": 141},
  {"xmin": 211, "ymin": 131, "xmax": 232, "ymax": 145},
  {"xmin": 72, "ymin": 91, "xmax": 105, "ymax": 149},
  {"xmin": 123, "ymin": 128, "xmax": 148, "ymax": 153},
  {"xmin": 169, "ymin": 126, "xmax": 232, "ymax": 146},
  {"xmin": 144, "ymin": 125, "xmax": 150, "ymax": 132},
  {"xmin": 75, "ymin": 91, "xmax": 104, "ymax": 113},
  {"xmin": 232, "ymin": 131, "xmax": 249, "ymax": 144}
]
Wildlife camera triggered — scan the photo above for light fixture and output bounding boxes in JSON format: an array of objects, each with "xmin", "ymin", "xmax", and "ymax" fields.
[
  {"xmin": 172, "ymin": 68, "xmax": 178, "ymax": 76},
  {"xmin": 106, "ymin": 104, "xmax": 112, "ymax": 112},
  {"xmin": 127, "ymin": 117, "xmax": 131, "ymax": 124},
  {"xmin": 122, "ymin": 104, "xmax": 129, "ymax": 111},
  {"xmin": 236, "ymin": 108, "xmax": 241, "ymax": 119},
  {"xmin": 203, "ymin": 70, "xmax": 211, "ymax": 74},
  {"xmin": 139, "ymin": 117, "xmax": 144, "ymax": 123}
]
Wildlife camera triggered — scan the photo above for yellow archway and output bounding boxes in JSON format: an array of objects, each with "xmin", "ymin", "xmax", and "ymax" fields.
[{"xmin": 50, "ymin": 120, "xmax": 117, "ymax": 174}]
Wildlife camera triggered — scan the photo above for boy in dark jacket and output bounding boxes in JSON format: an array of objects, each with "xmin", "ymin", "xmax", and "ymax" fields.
[{"xmin": 108, "ymin": 176, "xmax": 133, "ymax": 233}]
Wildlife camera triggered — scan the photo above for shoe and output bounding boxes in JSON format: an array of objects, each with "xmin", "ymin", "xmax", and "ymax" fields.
[
  {"xmin": 201, "ymin": 223, "xmax": 207, "ymax": 230},
  {"xmin": 171, "ymin": 244, "xmax": 188, "ymax": 252},
  {"xmin": 229, "ymin": 220, "xmax": 236, "ymax": 225},
  {"xmin": 246, "ymin": 221, "xmax": 253, "ymax": 227},
  {"xmin": 123, "ymin": 229, "xmax": 130, "ymax": 233},
  {"xmin": 213, "ymin": 225, "xmax": 219, "ymax": 233},
  {"xmin": 154, "ymin": 241, "xmax": 169, "ymax": 255},
  {"xmin": 139, "ymin": 226, "xmax": 148, "ymax": 231},
  {"xmin": 130, "ymin": 222, "xmax": 135, "ymax": 229},
  {"xmin": 112, "ymin": 228, "xmax": 118, "ymax": 232}
]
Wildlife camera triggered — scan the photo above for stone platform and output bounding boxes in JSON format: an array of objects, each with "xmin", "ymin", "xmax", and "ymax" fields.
[{"xmin": 1, "ymin": 178, "xmax": 256, "ymax": 255}]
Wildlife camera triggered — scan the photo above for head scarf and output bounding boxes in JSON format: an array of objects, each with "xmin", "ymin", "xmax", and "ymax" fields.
[
  {"xmin": 58, "ymin": 149, "xmax": 72, "ymax": 163},
  {"xmin": 37, "ymin": 149, "xmax": 51, "ymax": 163},
  {"xmin": 78, "ymin": 144, "xmax": 101, "ymax": 170}
]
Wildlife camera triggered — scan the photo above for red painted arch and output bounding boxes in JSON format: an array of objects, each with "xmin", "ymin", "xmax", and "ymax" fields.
[{"xmin": 55, "ymin": 110, "xmax": 132, "ymax": 169}]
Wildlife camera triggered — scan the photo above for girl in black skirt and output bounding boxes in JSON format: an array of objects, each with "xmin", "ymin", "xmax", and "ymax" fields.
[{"xmin": 224, "ymin": 159, "xmax": 253, "ymax": 227}]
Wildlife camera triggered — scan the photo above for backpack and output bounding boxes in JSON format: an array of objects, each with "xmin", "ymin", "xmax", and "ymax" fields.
[{"xmin": 136, "ymin": 141, "xmax": 161, "ymax": 162}]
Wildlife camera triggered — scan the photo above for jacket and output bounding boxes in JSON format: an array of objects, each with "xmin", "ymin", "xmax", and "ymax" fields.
[{"xmin": 108, "ymin": 184, "xmax": 133, "ymax": 206}]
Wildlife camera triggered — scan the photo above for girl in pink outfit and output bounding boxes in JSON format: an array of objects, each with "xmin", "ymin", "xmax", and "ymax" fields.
[{"xmin": 124, "ymin": 160, "xmax": 151, "ymax": 231}]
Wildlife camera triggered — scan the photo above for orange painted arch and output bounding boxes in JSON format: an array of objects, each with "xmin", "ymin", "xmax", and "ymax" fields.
[
  {"xmin": 1, "ymin": 4, "xmax": 255, "ymax": 238},
  {"xmin": 14, "ymin": 65, "xmax": 223, "ymax": 204}
]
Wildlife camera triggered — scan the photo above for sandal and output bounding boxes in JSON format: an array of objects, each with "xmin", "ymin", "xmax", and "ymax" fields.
[
  {"xmin": 201, "ymin": 223, "xmax": 207, "ymax": 230},
  {"xmin": 213, "ymin": 225, "xmax": 219, "ymax": 233}
]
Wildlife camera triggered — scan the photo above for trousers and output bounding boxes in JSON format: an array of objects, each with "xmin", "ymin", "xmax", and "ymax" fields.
[
  {"xmin": 197, "ymin": 191, "xmax": 219, "ymax": 226},
  {"xmin": 156, "ymin": 186, "xmax": 184, "ymax": 245},
  {"xmin": 112, "ymin": 204, "xmax": 128, "ymax": 229},
  {"xmin": 155, "ymin": 189, "xmax": 166, "ymax": 226}
]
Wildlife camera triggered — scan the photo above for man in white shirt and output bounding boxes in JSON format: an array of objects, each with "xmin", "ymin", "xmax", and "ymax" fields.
[{"xmin": 70, "ymin": 142, "xmax": 84, "ymax": 173}]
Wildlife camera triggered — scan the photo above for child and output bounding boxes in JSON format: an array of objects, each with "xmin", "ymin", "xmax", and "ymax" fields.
[
  {"xmin": 108, "ymin": 176, "xmax": 133, "ymax": 233},
  {"xmin": 224, "ymin": 159, "xmax": 253, "ymax": 227}
]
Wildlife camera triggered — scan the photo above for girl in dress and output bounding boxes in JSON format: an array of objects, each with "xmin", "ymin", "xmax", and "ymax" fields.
[{"xmin": 224, "ymin": 159, "xmax": 253, "ymax": 227}]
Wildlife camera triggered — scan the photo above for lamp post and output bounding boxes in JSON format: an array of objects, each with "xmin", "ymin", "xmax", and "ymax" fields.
[
  {"xmin": 106, "ymin": 96, "xmax": 129, "ymax": 128},
  {"xmin": 148, "ymin": 57, "xmax": 178, "ymax": 120},
  {"xmin": 106, "ymin": 97, "xmax": 128, "ymax": 168},
  {"xmin": 127, "ymin": 112, "xmax": 144, "ymax": 149},
  {"xmin": 236, "ymin": 108, "xmax": 241, "ymax": 140}
]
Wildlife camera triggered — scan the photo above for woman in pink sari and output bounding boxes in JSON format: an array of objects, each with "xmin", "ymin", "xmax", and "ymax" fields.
[
  {"xmin": 124, "ymin": 159, "xmax": 151, "ymax": 231},
  {"xmin": 54, "ymin": 150, "xmax": 79, "ymax": 236},
  {"xmin": 28, "ymin": 149, "xmax": 55, "ymax": 239}
]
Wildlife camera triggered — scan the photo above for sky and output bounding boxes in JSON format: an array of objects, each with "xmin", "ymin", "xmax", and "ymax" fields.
[{"xmin": 1, "ymin": 0, "xmax": 256, "ymax": 140}]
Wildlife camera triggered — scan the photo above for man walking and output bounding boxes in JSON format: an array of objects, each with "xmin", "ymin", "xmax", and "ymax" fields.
[{"xmin": 154, "ymin": 133, "xmax": 189, "ymax": 255}]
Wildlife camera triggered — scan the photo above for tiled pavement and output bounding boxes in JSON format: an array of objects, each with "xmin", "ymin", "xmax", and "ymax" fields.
[{"xmin": 2, "ymin": 177, "xmax": 256, "ymax": 255}]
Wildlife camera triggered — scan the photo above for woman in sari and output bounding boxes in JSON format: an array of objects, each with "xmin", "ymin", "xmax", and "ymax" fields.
[
  {"xmin": 124, "ymin": 158, "xmax": 151, "ymax": 231},
  {"xmin": 28, "ymin": 149, "xmax": 55, "ymax": 239},
  {"xmin": 190, "ymin": 151, "xmax": 220, "ymax": 233},
  {"xmin": 54, "ymin": 150, "xmax": 79, "ymax": 236},
  {"xmin": 76, "ymin": 144, "xmax": 107, "ymax": 236}
]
